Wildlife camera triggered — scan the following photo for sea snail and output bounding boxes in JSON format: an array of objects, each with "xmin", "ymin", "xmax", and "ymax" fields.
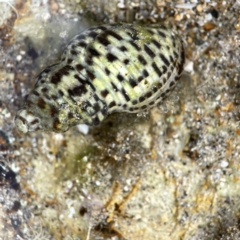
[{"xmin": 15, "ymin": 23, "xmax": 185, "ymax": 133}]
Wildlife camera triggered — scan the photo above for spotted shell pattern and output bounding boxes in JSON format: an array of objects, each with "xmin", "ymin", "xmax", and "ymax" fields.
[{"xmin": 15, "ymin": 23, "xmax": 185, "ymax": 133}]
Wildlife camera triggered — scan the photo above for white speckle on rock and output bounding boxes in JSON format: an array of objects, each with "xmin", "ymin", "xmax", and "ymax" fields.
[
  {"xmin": 175, "ymin": 3, "xmax": 196, "ymax": 9},
  {"xmin": 220, "ymin": 160, "xmax": 229, "ymax": 168},
  {"xmin": 77, "ymin": 124, "xmax": 89, "ymax": 135},
  {"xmin": 95, "ymin": 180, "xmax": 101, "ymax": 186},
  {"xmin": 184, "ymin": 60, "xmax": 194, "ymax": 73},
  {"xmin": 16, "ymin": 55, "xmax": 22, "ymax": 61}
]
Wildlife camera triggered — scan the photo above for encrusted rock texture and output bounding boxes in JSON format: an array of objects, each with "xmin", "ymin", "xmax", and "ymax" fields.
[{"xmin": 0, "ymin": 0, "xmax": 240, "ymax": 239}]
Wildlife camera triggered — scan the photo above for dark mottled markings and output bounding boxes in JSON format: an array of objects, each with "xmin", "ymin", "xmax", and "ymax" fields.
[
  {"xmin": 88, "ymin": 31, "xmax": 98, "ymax": 38},
  {"xmin": 71, "ymin": 50, "xmax": 78, "ymax": 56},
  {"xmin": 51, "ymin": 94, "xmax": 58, "ymax": 101},
  {"xmin": 145, "ymin": 91, "xmax": 152, "ymax": 98},
  {"xmin": 142, "ymin": 69, "xmax": 149, "ymax": 78},
  {"xmin": 152, "ymin": 62, "xmax": 162, "ymax": 77},
  {"xmin": 157, "ymin": 30, "xmax": 166, "ymax": 38},
  {"xmin": 101, "ymin": 105, "xmax": 108, "ymax": 116},
  {"xmin": 74, "ymin": 74, "xmax": 85, "ymax": 84},
  {"xmin": 109, "ymin": 101, "xmax": 116, "ymax": 108},
  {"xmin": 119, "ymin": 46, "xmax": 127, "ymax": 52},
  {"xmin": 71, "ymin": 44, "xmax": 76, "ymax": 50},
  {"xmin": 128, "ymin": 29, "xmax": 139, "ymax": 40},
  {"xmin": 105, "ymin": 29, "xmax": 123, "ymax": 40},
  {"xmin": 175, "ymin": 75, "xmax": 181, "ymax": 81},
  {"xmin": 58, "ymin": 65, "xmax": 74, "ymax": 77},
  {"xmin": 169, "ymin": 81, "xmax": 175, "ymax": 87},
  {"xmin": 162, "ymin": 77, "xmax": 167, "ymax": 84},
  {"xmin": 178, "ymin": 44, "xmax": 185, "ymax": 74},
  {"xmin": 139, "ymin": 96, "xmax": 145, "ymax": 102},
  {"xmin": 141, "ymin": 105, "xmax": 147, "ymax": 109},
  {"xmin": 121, "ymin": 89, "xmax": 130, "ymax": 101},
  {"xmin": 152, "ymin": 85, "xmax": 158, "ymax": 92},
  {"xmin": 101, "ymin": 89, "xmax": 109, "ymax": 98},
  {"xmin": 97, "ymin": 36, "xmax": 110, "ymax": 46},
  {"xmin": 129, "ymin": 40, "xmax": 141, "ymax": 51},
  {"xmin": 123, "ymin": 104, "xmax": 127, "ymax": 109},
  {"xmin": 162, "ymin": 65, "xmax": 167, "ymax": 74},
  {"xmin": 38, "ymin": 66, "xmax": 54, "ymax": 79},
  {"xmin": 172, "ymin": 36, "xmax": 176, "ymax": 48},
  {"xmin": 123, "ymin": 59, "xmax": 129, "ymax": 65},
  {"xmin": 38, "ymin": 98, "xmax": 46, "ymax": 109},
  {"xmin": 138, "ymin": 55, "xmax": 147, "ymax": 65},
  {"xmin": 173, "ymin": 51, "xmax": 178, "ymax": 58},
  {"xmin": 82, "ymin": 101, "xmax": 91, "ymax": 112},
  {"xmin": 106, "ymin": 53, "xmax": 118, "ymax": 62},
  {"xmin": 53, "ymin": 119, "xmax": 61, "ymax": 130},
  {"xmin": 147, "ymin": 29, "xmax": 154, "ymax": 35},
  {"xmin": 86, "ymin": 70, "xmax": 95, "ymax": 80},
  {"xmin": 32, "ymin": 90, "xmax": 40, "ymax": 96},
  {"xmin": 111, "ymin": 82, "xmax": 118, "ymax": 91},
  {"xmin": 92, "ymin": 116, "xmax": 100, "ymax": 125},
  {"xmin": 74, "ymin": 74, "xmax": 97, "ymax": 91},
  {"xmin": 67, "ymin": 59, "xmax": 73, "ymax": 64},
  {"xmin": 105, "ymin": 68, "xmax": 110, "ymax": 75},
  {"xmin": 41, "ymin": 87, "xmax": 48, "ymax": 93},
  {"xmin": 51, "ymin": 72, "xmax": 61, "ymax": 84},
  {"xmin": 170, "ymin": 55, "xmax": 174, "ymax": 63},
  {"xmin": 159, "ymin": 92, "xmax": 166, "ymax": 99},
  {"xmin": 129, "ymin": 78, "xmax": 138, "ymax": 87},
  {"xmin": 149, "ymin": 101, "xmax": 155, "ymax": 106},
  {"xmin": 68, "ymin": 112, "xmax": 74, "ymax": 119},
  {"xmin": 167, "ymin": 72, "xmax": 171, "ymax": 79},
  {"xmin": 144, "ymin": 44, "xmax": 155, "ymax": 58},
  {"xmin": 160, "ymin": 53, "xmax": 170, "ymax": 67},
  {"xmin": 77, "ymin": 41, "xmax": 87, "ymax": 48},
  {"xmin": 138, "ymin": 76, "xmax": 144, "ymax": 83},
  {"xmin": 76, "ymin": 64, "xmax": 84, "ymax": 72},
  {"xmin": 76, "ymin": 34, "xmax": 87, "ymax": 40},
  {"xmin": 84, "ymin": 79, "xmax": 96, "ymax": 91},
  {"xmin": 178, "ymin": 61, "xmax": 184, "ymax": 75},
  {"xmin": 93, "ymin": 94, "xmax": 99, "ymax": 101},
  {"xmin": 69, "ymin": 85, "xmax": 87, "ymax": 96},
  {"xmin": 132, "ymin": 100, "xmax": 138, "ymax": 105},
  {"xmin": 88, "ymin": 47, "xmax": 100, "ymax": 57},
  {"xmin": 129, "ymin": 107, "xmax": 134, "ymax": 111},
  {"xmin": 30, "ymin": 119, "xmax": 39, "ymax": 125},
  {"xmin": 86, "ymin": 57, "xmax": 93, "ymax": 65},
  {"xmin": 98, "ymin": 26, "xmax": 107, "ymax": 31},
  {"xmin": 63, "ymin": 65, "xmax": 74, "ymax": 73},
  {"xmin": 117, "ymin": 73, "xmax": 124, "ymax": 82},
  {"xmin": 93, "ymin": 103, "xmax": 101, "ymax": 112},
  {"xmin": 58, "ymin": 90, "xmax": 64, "ymax": 97},
  {"xmin": 157, "ymin": 82, "xmax": 163, "ymax": 88},
  {"xmin": 50, "ymin": 105, "xmax": 58, "ymax": 117},
  {"xmin": 152, "ymin": 39, "xmax": 161, "ymax": 49},
  {"xmin": 165, "ymin": 88, "xmax": 171, "ymax": 94},
  {"xmin": 43, "ymin": 94, "xmax": 51, "ymax": 101}
]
